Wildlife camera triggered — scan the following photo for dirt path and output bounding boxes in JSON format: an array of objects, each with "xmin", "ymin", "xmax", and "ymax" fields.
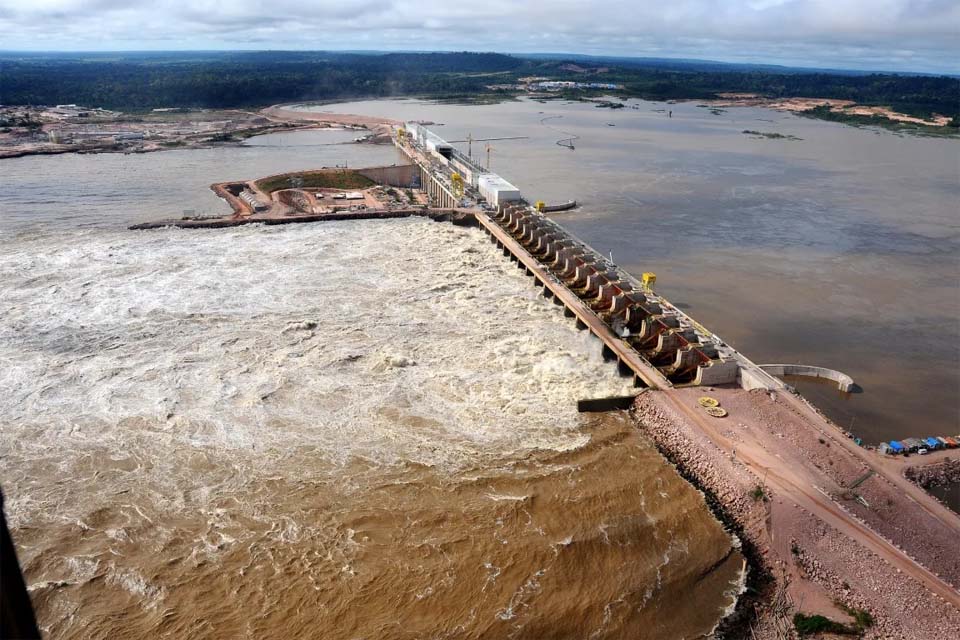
[{"xmin": 659, "ymin": 390, "xmax": 960, "ymax": 609}]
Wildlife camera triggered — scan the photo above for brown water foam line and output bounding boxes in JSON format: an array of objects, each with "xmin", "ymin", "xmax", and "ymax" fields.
[{"xmin": 628, "ymin": 401, "xmax": 772, "ymax": 639}]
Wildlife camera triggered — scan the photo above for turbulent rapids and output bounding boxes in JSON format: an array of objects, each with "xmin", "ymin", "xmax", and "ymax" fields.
[{"xmin": 0, "ymin": 218, "xmax": 742, "ymax": 638}]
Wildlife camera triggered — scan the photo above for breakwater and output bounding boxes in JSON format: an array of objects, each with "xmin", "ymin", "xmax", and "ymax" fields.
[{"xmin": 130, "ymin": 208, "xmax": 474, "ymax": 230}]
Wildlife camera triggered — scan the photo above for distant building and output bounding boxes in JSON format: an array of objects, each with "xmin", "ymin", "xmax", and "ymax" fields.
[
  {"xmin": 239, "ymin": 189, "xmax": 268, "ymax": 212},
  {"xmin": 530, "ymin": 81, "xmax": 622, "ymax": 91},
  {"xmin": 901, "ymin": 437, "xmax": 924, "ymax": 452}
]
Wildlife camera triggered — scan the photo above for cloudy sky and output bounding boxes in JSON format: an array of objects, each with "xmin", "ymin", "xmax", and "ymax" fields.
[{"xmin": 0, "ymin": 0, "xmax": 957, "ymax": 73}]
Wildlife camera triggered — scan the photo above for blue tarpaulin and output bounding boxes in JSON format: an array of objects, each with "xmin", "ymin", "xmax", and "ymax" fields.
[
  {"xmin": 924, "ymin": 437, "xmax": 940, "ymax": 449},
  {"xmin": 889, "ymin": 441, "xmax": 904, "ymax": 452}
]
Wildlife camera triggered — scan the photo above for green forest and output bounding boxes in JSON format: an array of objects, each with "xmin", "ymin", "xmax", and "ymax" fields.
[{"xmin": 1, "ymin": 51, "xmax": 956, "ymax": 123}]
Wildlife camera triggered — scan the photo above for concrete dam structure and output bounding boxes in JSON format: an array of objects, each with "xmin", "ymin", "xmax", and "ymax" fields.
[
  {"xmin": 478, "ymin": 204, "xmax": 742, "ymax": 388},
  {"xmin": 136, "ymin": 122, "xmax": 782, "ymax": 392},
  {"xmin": 396, "ymin": 124, "xmax": 781, "ymax": 391},
  {"xmin": 759, "ymin": 364, "xmax": 856, "ymax": 392}
]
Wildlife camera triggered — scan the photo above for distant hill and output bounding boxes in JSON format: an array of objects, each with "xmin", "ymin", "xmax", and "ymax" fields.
[
  {"xmin": 515, "ymin": 52, "xmax": 957, "ymax": 77},
  {"xmin": 0, "ymin": 50, "xmax": 955, "ymax": 121}
]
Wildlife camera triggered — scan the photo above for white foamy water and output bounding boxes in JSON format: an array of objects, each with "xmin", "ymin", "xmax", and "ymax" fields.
[
  {"xmin": 0, "ymin": 219, "xmax": 634, "ymax": 508},
  {"xmin": 0, "ymin": 216, "xmax": 744, "ymax": 639}
]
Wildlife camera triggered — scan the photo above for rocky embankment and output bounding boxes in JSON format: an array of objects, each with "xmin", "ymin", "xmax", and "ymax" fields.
[
  {"xmin": 632, "ymin": 391, "xmax": 960, "ymax": 640},
  {"xmin": 631, "ymin": 396, "xmax": 776, "ymax": 637},
  {"xmin": 905, "ymin": 458, "xmax": 960, "ymax": 489}
]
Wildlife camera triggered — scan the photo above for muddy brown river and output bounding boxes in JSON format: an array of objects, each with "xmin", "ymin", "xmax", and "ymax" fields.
[{"xmin": 1, "ymin": 207, "xmax": 742, "ymax": 637}]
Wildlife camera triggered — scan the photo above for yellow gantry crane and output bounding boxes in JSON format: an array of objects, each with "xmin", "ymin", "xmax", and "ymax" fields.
[{"xmin": 450, "ymin": 172, "xmax": 464, "ymax": 199}]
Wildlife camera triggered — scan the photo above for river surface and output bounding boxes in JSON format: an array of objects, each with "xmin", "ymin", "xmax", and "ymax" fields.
[
  {"xmin": 1, "ymin": 136, "xmax": 744, "ymax": 638},
  {"xmin": 295, "ymin": 98, "xmax": 959, "ymax": 445}
]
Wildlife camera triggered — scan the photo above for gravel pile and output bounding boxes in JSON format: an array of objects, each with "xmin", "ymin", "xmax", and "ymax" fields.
[
  {"xmin": 905, "ymin": 458, "xmax": 960, "ymax": 489},
  {"xmin": 791, "ymin": 519, "xmax": 960, "ymax": 639}
]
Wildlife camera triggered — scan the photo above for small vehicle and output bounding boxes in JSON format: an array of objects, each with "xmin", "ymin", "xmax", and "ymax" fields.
[{"xmin": 918, "ymin": 448, "xmax": 929, "ymax": 455}]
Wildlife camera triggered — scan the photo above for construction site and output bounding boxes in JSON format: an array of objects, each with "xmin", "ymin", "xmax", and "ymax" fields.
[{"xmin": 129, "ymin": 121, "xmax": 960, "ymax": 638}]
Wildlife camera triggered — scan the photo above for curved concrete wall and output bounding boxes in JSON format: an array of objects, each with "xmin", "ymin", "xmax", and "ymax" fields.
[{"xmin": 759, "ymin": 364, "xmax": 855, "ymax": 392}]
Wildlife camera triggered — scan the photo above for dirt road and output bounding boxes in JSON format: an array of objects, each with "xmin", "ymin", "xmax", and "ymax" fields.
[{"xmin": 659, "ymin": 389, "xmax": 960, "ymax": 608}]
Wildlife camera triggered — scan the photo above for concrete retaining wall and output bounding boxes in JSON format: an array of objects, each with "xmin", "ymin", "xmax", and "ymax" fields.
[
  {"xmin": 759, "ymin": 364, "xmax": 855, "ymax": 392},
  {"xmin": 357, "ymin": 164, "xmax": 418, "ymax": 188}
]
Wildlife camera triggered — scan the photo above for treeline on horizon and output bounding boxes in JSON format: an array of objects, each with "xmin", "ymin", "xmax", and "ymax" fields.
[{"xmin": 0, "ymin": 51, "xmax": 956, "ymax": 120}]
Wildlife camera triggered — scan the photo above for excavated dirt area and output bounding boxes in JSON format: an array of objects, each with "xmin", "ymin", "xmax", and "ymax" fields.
[{"xmin": 633, "ymin": 388, "xmax": 960, "ymax": 639}]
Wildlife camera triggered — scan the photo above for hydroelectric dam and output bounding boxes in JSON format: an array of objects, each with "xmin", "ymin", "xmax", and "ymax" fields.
[
  {"xmin": 132, "ymin": 121, "xmax": 784, "ymax": 393},
  {"xmin": 396, "ymin": 123, "xmax": 782, "ymax": 392},
  {"xmin": 122, "ymin": 119, "xmax": 960, "ymax": 629}
]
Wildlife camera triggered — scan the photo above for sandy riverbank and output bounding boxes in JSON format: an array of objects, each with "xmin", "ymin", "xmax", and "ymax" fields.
[
  {"xmin": 710, "ymin": 93, "xmax": 953, "ymax": 127},
  {"xmin": 261, "ymin": 104, "xmax": 399, "ymax": 141},
  {"xmin": 632, "ymin": 388, "xmax": 960, "ymax": 638}
]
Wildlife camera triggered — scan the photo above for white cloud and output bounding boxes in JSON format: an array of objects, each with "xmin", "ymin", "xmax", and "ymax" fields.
[{"xmin": 0, "ymin": 0, "xmax": 957, "ymax": 72}]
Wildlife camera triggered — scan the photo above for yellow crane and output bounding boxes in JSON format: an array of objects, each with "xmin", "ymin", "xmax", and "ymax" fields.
[
  {"xmin": 450, "ymin": 172, "xmax": 464, "ymax": 199},
  {"xmin": 642, "ymin": 272, "xmax": 657, "ymax": 290}
]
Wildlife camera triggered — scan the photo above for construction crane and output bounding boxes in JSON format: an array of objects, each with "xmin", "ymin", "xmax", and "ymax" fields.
[
  {"xmin": 467, "ymin": 133, "xmax": 473, "ymax": 159},
  {"xmin": 485, "ymin": 143, "xmax": 493, "ymax": 170}
]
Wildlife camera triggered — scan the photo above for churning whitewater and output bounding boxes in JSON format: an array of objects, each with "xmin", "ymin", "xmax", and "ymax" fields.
[{"xmin": 0, "ymin": 218, "xmax": 742, "ymax": 639}]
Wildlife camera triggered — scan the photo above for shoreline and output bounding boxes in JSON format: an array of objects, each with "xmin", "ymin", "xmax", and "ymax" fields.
[
  {"xmin": 0, "ymin": 122, "xmax": 323, "ymax": 160},
  {"xmin": 3, "ymin": 96, "xmax": 954, "ymax": 164},
  {"xmin": 632, "ymin": 396, "xmax": 773, "ymax": 638},
  {"xmin": 0, "ymin": 105, "xmax": 397, "ymax": 161}
]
